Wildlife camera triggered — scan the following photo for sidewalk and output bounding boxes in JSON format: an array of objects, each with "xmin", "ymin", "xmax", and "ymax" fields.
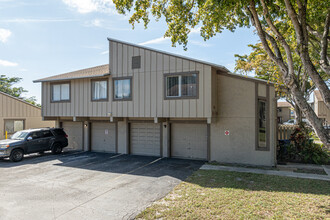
[{"xmin": 201, "ymin": 164, "xmax": 330, "ymax": 181}]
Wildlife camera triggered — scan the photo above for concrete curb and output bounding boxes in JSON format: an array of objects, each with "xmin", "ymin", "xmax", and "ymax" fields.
[{"xmin": 200, "ymin": 164, "xmax": 330, "ymax": 182}]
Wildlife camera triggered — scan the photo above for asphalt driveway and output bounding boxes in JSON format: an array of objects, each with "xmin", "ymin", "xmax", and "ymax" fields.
[{"xmin": 0, "ymin": 151, "xmax": 204, "ymax": 220}]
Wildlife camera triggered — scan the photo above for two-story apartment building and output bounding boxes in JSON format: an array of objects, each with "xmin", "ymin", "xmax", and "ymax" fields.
[{"xmin": 34, "ymin": 38, "xmax": 277, "ymax": 166}]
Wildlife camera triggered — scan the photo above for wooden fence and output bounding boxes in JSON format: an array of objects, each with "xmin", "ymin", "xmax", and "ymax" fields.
[{"xmin": 278, "ymin": 124, "xmax": 298, "ymax": 140}]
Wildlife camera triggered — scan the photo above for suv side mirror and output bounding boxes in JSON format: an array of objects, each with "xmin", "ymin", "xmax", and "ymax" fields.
[{"xmin": 27, "ymin": 136, "xmax": 33, "ymax": 141}]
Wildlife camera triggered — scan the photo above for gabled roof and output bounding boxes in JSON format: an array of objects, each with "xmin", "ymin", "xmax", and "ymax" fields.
[
  {"xmin": 314, "ymin": 90, "xmax": 323, "ymax": 102},
  {"xmin": 33, "ymin": 38, "xmax": 273, "ymax": 85},
  {"xmin": 33, "ymin": 64, "xmax": 110, "ymax": 83},
  {"xmin": 107, "ymin": 38, "xmax": 274, "ymax": 85},
  {"xmin": 0, "ymin": 91, "xmax": 41, "ymax": 109},
  {"xmin": 277, "ymin": 102, "xmax": 292, "ymax": 108}
]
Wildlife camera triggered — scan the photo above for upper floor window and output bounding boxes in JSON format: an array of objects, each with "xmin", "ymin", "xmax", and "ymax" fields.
[
  {"xmin": 114, "ymin": 77, "xmax": 132, "ymax": 101},
  {"xmin": 92, "ymin": 79, "xmax": 108, "ymax": 101},
  {"xmin": 52, "ymin": 83, "xmax": 70, "ymax": 102},
  {"xmin": 165, "ymin": 72, "xmax": 198, "ymax": 99}
]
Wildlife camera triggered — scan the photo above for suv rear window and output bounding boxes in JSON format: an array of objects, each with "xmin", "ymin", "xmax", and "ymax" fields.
[{"xmin": 52, "ymin": 129, "xmax": 67, "ymax": 136}]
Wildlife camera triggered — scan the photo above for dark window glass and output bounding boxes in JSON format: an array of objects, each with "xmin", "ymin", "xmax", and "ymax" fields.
[
  {"xmin": 30, "ymin": 132, "xmax": 43, "ymax": 140},
  {"xmin": 181, "ymin": 74, "xmax": 197, "ymax": 97},
  {"xmin": 52, "ymin": 129, "xmax": 66, "ymax": 136},
  {"xmin": 166, "ymin": 76, "xmax": 179, "ymax": 97},
  {"xmin": 166, "ymin": 73, "xmax": 197, "ymax": 98},
  {"xmin": 114, "ymin": 79, "xmax": 131, "ymax": 100},
  {"xmin": 42, "ymin": 130, "xmax": 53, "ymax": 138},
  {"xmin": 258, "ymin": 100, "xmax": 267, "ymax": 148}
]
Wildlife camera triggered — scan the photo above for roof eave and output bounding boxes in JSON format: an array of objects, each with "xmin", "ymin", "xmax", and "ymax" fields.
[{"xmin": 33, "ymin": 73, "xmax": 110, "ymax": 83}]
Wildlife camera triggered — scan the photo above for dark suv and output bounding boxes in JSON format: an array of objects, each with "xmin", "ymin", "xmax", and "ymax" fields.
[{"xmin": 0, "ymin": 128, "xmax": 68, "ymax": 162}]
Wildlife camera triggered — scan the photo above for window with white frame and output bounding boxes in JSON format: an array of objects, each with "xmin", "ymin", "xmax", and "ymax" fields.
[
  {"xmin": 52, "ymin": 83, "xmax": 70, "ymax": 102},
  {"xmin": 4, "ymin": 119, "xmax": 24, "ymax": 134},
  {"xmin": 92, "ymin": 80, "xmax": 108, "ymax": 101},
  {"xmin": 114, "ymin": 78, "xmax": 132, "ymax": 100},
  {"xmin": 165, "ymin": 73, "xmax": 198, "ymax": 98}
]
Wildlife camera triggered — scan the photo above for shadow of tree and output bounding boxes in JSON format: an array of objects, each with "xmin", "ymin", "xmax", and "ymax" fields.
[{"xmin": 187, "ymin": 170, "xmax": 330, "ymax": 196}]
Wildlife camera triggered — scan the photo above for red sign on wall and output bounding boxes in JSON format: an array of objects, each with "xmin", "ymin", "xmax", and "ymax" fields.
[{"xmin": 224, "ymin": 130, "xmax": 230, "ymax": 136}]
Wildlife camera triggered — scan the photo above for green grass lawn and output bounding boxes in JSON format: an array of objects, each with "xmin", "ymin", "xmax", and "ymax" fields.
[{"xmin": 137, "ymin": 170, "xmax": 330, "ymax": 219}]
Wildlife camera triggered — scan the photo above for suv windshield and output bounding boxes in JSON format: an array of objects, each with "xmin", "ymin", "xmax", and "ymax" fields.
[{"xmin": 11, "ymin": 131, "xmax": 29, "ymax": 140}]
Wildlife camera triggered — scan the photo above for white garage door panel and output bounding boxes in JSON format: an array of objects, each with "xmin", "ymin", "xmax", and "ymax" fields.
[
  {"xmin": 171, "ymin": 123, "xmax": 207, "ymax": 160},
  {"xmin": 62, "ymin": 122, "xmax": 83, "ymax": 151},
  {"xmin": 130, "ymin": 123, "xmax": 161, "ymax": 156},
  {"xmin": 92, "ymin": 122, "xmax": 116, "ymax": 153}
]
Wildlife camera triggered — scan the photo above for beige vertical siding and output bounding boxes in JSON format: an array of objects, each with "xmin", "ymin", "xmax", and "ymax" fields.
[
  {"xmin": 0, "ymin": 92, "xmax": 55, "ymax": 139},
  {"xmin": 109, "ymin": 41, "xmax": 212, "ymax": 118},
  {"xmin": 43, "ymin": 41, "xmax": 213, "ymax": 118}
]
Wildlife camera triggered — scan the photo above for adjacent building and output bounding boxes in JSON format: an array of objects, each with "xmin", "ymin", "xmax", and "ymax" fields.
[
  {"xmin": 277, "ymin": 101, "xmax": 294, "ymax": 123},
  {"xmin": 34, "ymin": 38, "xmax": 277, "ymax": 166},
  {"xmin": 0, "ymin": 91, "xmax": 55, "ymax": 139},
  {"xmin": 314, "ymin": 90, "xmax": 330, "ymax": 125}
]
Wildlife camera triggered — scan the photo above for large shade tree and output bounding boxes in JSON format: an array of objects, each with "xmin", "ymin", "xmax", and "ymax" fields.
[
  {"xmin": 234, "ymin": 42, "xmax": 326, "ymax": 124},
  {"xmin": 113, "ymin": 0, "xmax": 330, "ymax": 146},
  {"xmin": 0, "ymin": 75, "xmax": 40, "ymax": 107}
]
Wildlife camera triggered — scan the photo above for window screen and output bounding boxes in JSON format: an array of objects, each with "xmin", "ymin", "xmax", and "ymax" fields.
[
  {"xmin": 165, "ymin": 73, "xmax": 197, "ymax": 98},
  {"xmin": 52, "ymin": 83, "xmax": 70, "ymax": 101},
  {"xmin": 4, "ymin": 120, "xmax": 24, "ymax": 134},
  {"xmin": 114, "ymin": 78, "xmax": 131, "ymax": 100},
  {"xmin": 92, "ymin": 80, "xmax": 108, "ymax": 100}
]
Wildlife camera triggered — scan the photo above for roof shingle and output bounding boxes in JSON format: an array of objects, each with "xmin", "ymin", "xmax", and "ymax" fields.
[{"xmin": 33, "ymin": 64, "xmax": 109, "ymax": 82}]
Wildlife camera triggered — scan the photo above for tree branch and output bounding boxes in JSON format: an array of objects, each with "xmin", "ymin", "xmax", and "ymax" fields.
[
  {"xmin": 247, "ymin": 1, "xmax": 289, "ymax": 81},
  {"xmin": 320, "ymin": 11, "xmax": 330, "ymax": 75},
  {"xmin": 260, "ymin": 0, "xmax": 295, "ymax": 76}
]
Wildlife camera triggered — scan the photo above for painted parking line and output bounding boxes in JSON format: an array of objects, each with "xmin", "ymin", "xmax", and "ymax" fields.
[{"xmin": 55, "ymin": 157, "xmax": 163, "ymax": 219}]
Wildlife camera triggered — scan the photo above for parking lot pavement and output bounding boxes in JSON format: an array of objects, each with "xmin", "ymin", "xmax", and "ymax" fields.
[{"xmin": 0, "ymin": 151, "xmax": 204, "ymax": 220}]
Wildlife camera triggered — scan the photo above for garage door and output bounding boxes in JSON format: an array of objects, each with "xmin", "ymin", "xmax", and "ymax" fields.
[
  {"xmin": 91, "ymin": 122, "xmax": 116, "ymax": 153},
  {"xmin": 130, "ymin": 123, "xmax": 161, "ymax": 156},
  {"xmin": 171, "ymin": 123, "xmax": 208, "ymax": 160},
  {"xmin": 62, "ymin": 122, "xmax": 83, "ymax": 151}
]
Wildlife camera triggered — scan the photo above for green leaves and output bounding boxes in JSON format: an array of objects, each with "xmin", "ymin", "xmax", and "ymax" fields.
[{"xmin": 0, "ymin": 75, "xmax": 40, "ymax": 107}]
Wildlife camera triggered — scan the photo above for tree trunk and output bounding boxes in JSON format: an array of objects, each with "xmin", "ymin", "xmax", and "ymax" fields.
[
  {"xmin": 290, "ymin": 85, "xmax": 330, "ymax": 147},
  {"xmin": 294, "ymin": 104, "xmax": 302, "ymax": 124}
]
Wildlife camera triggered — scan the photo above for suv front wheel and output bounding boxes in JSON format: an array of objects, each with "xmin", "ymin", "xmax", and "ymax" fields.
[
  {"xmin": 10, "ymin": 149, "xmax": 24, "ymax": 162},
  {"xmin": 52, "ymin": 143, "xmax": 62, "ymax": 154}
]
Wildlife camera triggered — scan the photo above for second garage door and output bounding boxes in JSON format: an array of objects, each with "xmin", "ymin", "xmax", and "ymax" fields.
[
  {"xmin": 62, "ymin": 122, "xmax": 83, "ymax": 151},
  {"xmin": 130, "ymin": 123, "xmax": 161, "ymax": 156},
  {"xmin": 171, "ymin": 123, "xmax": 208, "ymax": 160},
  {"xmin": 91, "ymin": 122, "xmax": 116, "ymax": 153}
]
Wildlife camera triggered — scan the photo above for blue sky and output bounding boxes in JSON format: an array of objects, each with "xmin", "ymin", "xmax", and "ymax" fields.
[{"xmin": 0, "ymin": 0, "xmax": 259, "ymax": 103}]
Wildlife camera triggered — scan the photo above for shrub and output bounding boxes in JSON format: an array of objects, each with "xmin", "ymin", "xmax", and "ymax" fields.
[{"xmin": 287, "ymin": 124, "xmax": 329, "ymax": 165}]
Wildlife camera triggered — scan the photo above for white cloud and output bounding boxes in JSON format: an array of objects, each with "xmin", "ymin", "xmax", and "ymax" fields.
[
  {"xmin": 62, "ymin": 0, "xmax": 115, "ymax": 14},
  {"xmin": 139, "ymin": 37, "xmax": 170, "ymax": 46},
  {"xmin": 1, "ymin": 18, "xmax": 76, "ymax": 23},
  {"xmin": 91, "ymin": 19, "xmax": 102, "ymax": 27},
  {"xmin": 0, "ymin": 59, "xmax": 18, "ymax": 67},
  {"xmin": 190, "ymin": 40, "xmax": 212, "ymax": 48},
  {"xmin": 190, "ymin": 27, "xmax": 201, "ymax": 34},
  {"xmin": 0, "ymin": 28, "xmax": 11, "ymax": 43},
  {"xmin": 101, "ymin": 50, "xmax": 109, "ymax": 55}
]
